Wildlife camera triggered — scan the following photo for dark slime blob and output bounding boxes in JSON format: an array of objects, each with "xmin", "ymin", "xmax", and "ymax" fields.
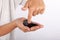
[{"xmin": 23, "ymin": 19, "xmax": 38, "ymax": 28}]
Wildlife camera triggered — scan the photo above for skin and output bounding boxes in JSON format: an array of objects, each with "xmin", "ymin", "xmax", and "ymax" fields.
[
  {"xmin": 0, "ymin": 20, "xmax": 16, "ymax": 37},
  {"xmin": 0, "ymin": 18, "xmax": 43, "ymax": 37},
  {"xmin": 0, "ymin": 0, "xmax": 45, "ymax": 37},
  {"xmin": 22, "ymin": 0, "xmax": 45, "ymax": 23}
]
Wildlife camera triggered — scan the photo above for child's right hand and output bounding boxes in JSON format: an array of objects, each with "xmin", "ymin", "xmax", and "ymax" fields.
[
  {"xmin": 15, "ymin": 17, "xmax": 43, "ymax": 32},
  {"xmin": 15, "ymin": 17, "xmax": 30, "ymax": 32}
]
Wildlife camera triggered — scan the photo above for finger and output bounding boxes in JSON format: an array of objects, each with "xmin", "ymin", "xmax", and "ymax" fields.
[
  {"xmin": 38, "ymin": 8, "xmax": 45, "ymax": 14},
  {"xmin": 31, "ymin": 22, "xmax": 44, "ymax": 28},
  {"xmin": 35, "ymin": 22, "xmax": 43, "ymax": 28},
  {"xmin": 22, "ymin": 1, "xmax": 29, "ymax": 10},
  {"xmin": 30, "ymin": 24, "xmax": 44, "ymax": 31},
  {"xmin": 38, "ymin": 24, "xmax": 44, "ymax": 28},
  {"xmin": 23, "ymin": 26, "xmax": 30, "ymax": 32},
  {"xmin": 28, "ymin": 9, "xmax": 34, "ymax": 23},
  {"xmin": 30, "ymin": 26, "xmax": 40, "ymax": 31},
  {"xmin": 37, "ymin": 10, "xmax": 40, "ymax": 15},
  {"xmin": 21, "ymin": 26, "xmax": 30, "ymax": 32},
  {"xmin": 40, "ymin": 9, "xmax": 45, "ymax": 14},
  {"xmin": 33, "ymin": 10, "xmax": 38, "ymax": 16}
]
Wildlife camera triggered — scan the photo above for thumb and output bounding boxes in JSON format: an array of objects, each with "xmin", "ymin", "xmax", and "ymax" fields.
[{"xmin": 22, "ymin": 1, "xmax": 29, "ymax": 10}]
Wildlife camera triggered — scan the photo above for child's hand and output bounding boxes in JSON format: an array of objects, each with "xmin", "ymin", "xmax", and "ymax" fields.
[
  {"xmin": 22, "ymin": 0, "xmax": 45, "ymax": 23},
  {"xmin": 15, "ymin": 17, "xmax": 43, "ymax": 32},
  {"xmin": 30, "ymin": 22, "xmax": 43, "ymax": 31},
  {"xmin": 15, "ymin": 18, "xmax": 30, "ymax": 32}
]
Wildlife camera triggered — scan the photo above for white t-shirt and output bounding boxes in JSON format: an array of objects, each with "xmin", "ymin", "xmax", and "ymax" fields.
[{"xmin": 0, "ymin": 0, "xmax": 26, "ymax": 40}]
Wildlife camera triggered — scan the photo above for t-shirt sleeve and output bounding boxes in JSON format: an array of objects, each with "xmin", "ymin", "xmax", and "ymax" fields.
[{"xmin": 14, "ymin": 0, "xmax": 26, "ymax": 8}]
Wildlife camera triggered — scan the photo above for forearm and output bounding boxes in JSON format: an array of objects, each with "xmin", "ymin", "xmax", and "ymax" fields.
[{"xmin": 0, "ymin": 20, "xmax": 17, "ymax": 37}]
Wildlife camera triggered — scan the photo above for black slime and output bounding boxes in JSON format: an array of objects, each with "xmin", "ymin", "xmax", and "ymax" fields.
[{"xmin": 23, "ymin": 19, "xmax": 38, "ymax": 28}]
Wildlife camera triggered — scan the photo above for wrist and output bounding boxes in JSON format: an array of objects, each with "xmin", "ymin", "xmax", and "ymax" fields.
[
  {"xmin": 14, "ymin": 18, "xmax": 22, "ymax": 27},
  {"xmin": 12, "ymin": 20, "xmax": 17, "ymax": 28}
]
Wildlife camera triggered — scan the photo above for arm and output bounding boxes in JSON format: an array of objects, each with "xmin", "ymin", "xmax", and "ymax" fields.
[
  {"xmin": 0, "ymin": 20, "xmax": 16, "ymax": 37},
  {"xmin": 0, "ymin": 18, "xmax": 30, "ymax": 37},
  {"xmin": 0, "ymin": 18, "xmax": 43, "ymax": 37}
]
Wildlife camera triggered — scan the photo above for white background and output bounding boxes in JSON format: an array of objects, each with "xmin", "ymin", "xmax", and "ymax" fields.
[{"xmin": 14, "ymin": 0, "xmax": 60, "ymax": 40}]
